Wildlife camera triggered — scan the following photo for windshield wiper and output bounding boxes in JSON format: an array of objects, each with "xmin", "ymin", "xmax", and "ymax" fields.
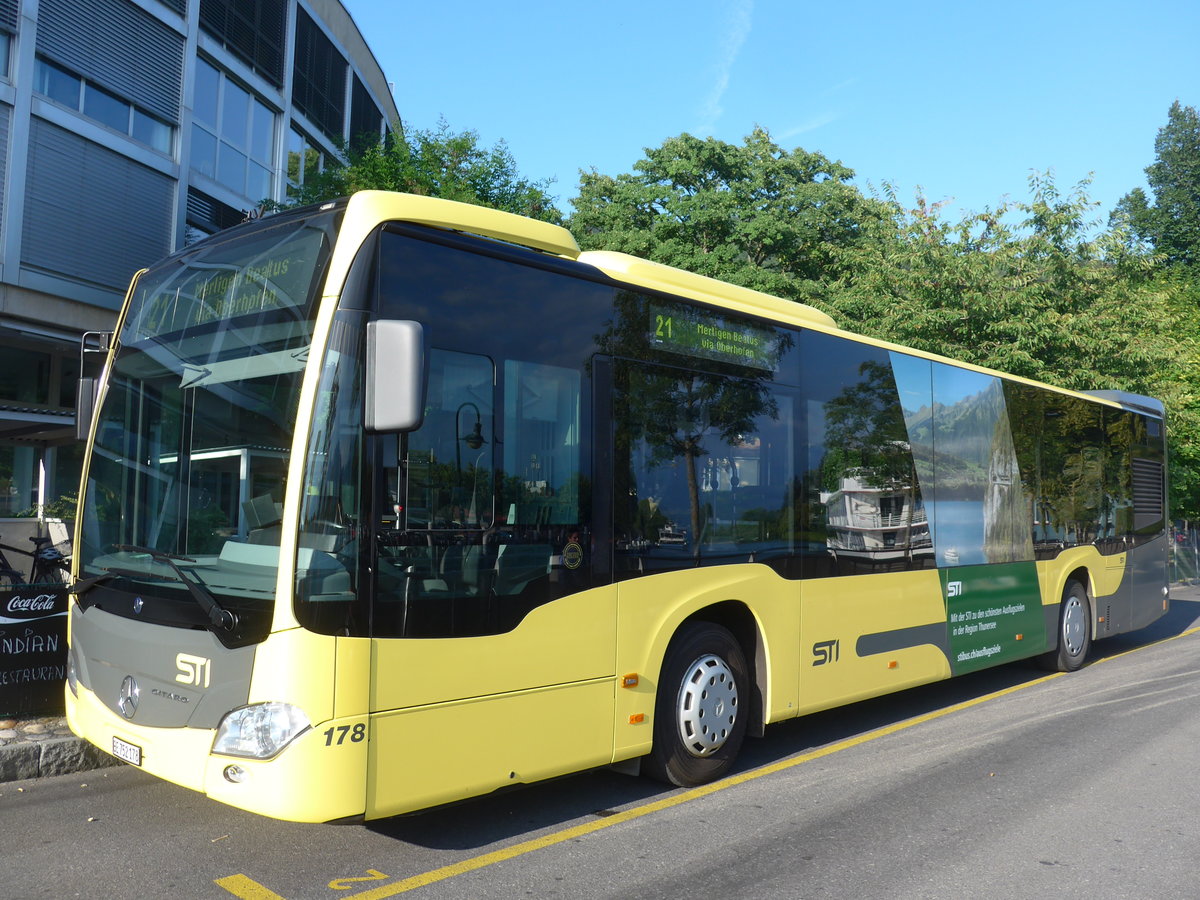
[
  {"xmin": 114, "ymin": 544, "xmax": 238, "ymax": 633},
  {"xmin": 72, "ymin": 571, "xmax": 116, "ymax": 596}
]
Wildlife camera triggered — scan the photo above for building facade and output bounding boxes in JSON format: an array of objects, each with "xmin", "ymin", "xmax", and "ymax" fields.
[{"xmin": 0, "ymin": 0, "xmax": 398, "ymax": 517}]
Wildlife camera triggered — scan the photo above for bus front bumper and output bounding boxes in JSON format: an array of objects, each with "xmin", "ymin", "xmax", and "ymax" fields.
[{"xmin": 65, "ymin": 683, "xmax": 367, "ymax": 823}]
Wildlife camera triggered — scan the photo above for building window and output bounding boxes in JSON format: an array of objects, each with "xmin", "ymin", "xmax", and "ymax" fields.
[
  {"xmin": 292, "ymin": 6, "xmax": 346, "ymax": 142},
  {"xmin": 0, "ymin": 347, "xmax": 51, "ymax": 405},
  {"xmin": 34, "ymin": 57, "xmax": 173, "ymax": 153},
  {"xmin": 84, "ymin": 83, "xmax": 129, "ymax": 133},
  {"xmin": 35, "ymin": 58, "xmax": 81, "ymax": 107},
  {"xmin": 191, "ymin": 58, "xmax": 276, "ymax": 203},
  {"xmin": 286, "ymin": 127, "xmax": 326, "ymax": 197},
  {"xmin": 199, "ymin": 0, "xmax": 287, "ymax": 88},
  {"xmin": 0, "ymin": 33, "xmax": 10, "ymax": 80},
  {"xmin": 349, "ymin": 74, "xmax": 383, "ymax": 152},
  {"xmin": 184, "ymin": 186, "xmax": 248, "ymax": 246}
]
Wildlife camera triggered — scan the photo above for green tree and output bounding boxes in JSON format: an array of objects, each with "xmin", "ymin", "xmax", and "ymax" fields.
[
  {"xmin": 280, "ymin": 119, "xmax": 563, "ymax": 223},
  {"xmin": 827, "ymin": 172, "xmax": 1198, "ymax": 517},
  {"xmin": 569, "ymin": 127, "xmax": 889, "ymax": 301},
  {"xmin": 828, "ymin": 173, "xmax": 1177, "ymax": 393},
  {"xmin": 1113, "ymin": 101, "xmax": 1200, "ymax": 268}
]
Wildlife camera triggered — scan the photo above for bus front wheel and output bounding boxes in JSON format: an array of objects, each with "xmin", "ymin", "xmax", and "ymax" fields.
[
  {"xmin": 645, "ymin": 621, "xmax": 749, "ymax": 787},
  {"xmin": 1039, "ymin": 581, "xmax": 1092, "ymax": 672}
]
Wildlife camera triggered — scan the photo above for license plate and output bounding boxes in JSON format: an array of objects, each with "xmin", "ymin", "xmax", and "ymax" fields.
[{"xmin": 112, "ymin": 736, "xmax": 142, "ymax": 766}]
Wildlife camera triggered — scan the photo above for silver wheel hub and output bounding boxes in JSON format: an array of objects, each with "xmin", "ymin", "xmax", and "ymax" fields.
[
  {"xmin": 676, "ymin": 653, "xmax": 739, "ymax": 757},
  {"xmin": 1062, "ymin": 594, "xmax": 1086, "ymax": 656}
]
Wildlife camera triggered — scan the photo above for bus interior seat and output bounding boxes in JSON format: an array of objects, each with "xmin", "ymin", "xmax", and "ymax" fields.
[{"xmin": 243, "ymin": 493, "xmax": 283, "ymax": 545}]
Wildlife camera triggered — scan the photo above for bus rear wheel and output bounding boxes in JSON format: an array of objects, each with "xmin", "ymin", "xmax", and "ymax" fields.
[
  {"xmin": 1039, "ymin": 581, "xmax": 1091, "ymax": 672},
  {"xmin": 645, "ymin": 621, "xmax": 749, "ymax": 787}
]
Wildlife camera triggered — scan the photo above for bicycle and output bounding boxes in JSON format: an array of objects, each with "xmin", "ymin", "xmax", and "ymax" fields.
[{"xmin": 0, "ymin": 534, "xmax": 71, "ymax": 587}]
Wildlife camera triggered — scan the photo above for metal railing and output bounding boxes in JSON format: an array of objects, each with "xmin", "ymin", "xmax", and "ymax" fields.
[{"xmin": 1171, "ymin": 525, "xmax": 1200, "ymax": 585}]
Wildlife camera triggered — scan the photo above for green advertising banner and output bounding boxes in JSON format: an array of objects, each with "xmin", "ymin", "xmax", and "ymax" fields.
[{"xmin": 942, "ymin": 562, "xmax": 1046, "ymax": 675}]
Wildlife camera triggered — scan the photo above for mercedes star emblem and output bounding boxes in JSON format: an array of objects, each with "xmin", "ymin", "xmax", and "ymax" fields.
[{"xmin": 118, "ymin": 675, "xmax": 140, "ymax": 719}]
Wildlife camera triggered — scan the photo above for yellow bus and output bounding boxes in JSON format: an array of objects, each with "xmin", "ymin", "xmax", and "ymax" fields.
[{"xmin": 65, "ymin": 191, "xmax": 1169, "ymax": 822}]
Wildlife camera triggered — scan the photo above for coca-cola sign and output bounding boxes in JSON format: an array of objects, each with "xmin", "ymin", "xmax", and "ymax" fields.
[
  {"xmin": 0, "ymin": 592, "xmax": 65, "ymax": 623},
  {"xmin": 1, "ymin": 586, "xmax": 69, "ymax": 716}
]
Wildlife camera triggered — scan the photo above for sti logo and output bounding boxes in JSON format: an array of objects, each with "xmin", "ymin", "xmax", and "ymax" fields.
[
  {"xmin": 812, "ymin": 639, "xmax": 840, "ymax": 666},
  {"xmin": 947, "ymin": 581, "xmax": 964, "ymax": 598},
  {"xmin": 176, "ymin": 652, "xmax": 211, "ymax": 688}
]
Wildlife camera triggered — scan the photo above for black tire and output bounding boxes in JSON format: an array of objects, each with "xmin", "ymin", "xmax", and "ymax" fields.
[
  {"xmin": 645, "ymin": 621, "xmax": 749, "ymax": 787},
  {"xmin": 1038, "ymin": 581, "xmax": 1092, "ymax": 672}
]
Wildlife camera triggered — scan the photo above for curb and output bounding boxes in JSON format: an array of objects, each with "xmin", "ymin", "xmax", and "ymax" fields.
[{"xmin": 0, "ymin": 734, "xmax": 121, "ymax": 783}]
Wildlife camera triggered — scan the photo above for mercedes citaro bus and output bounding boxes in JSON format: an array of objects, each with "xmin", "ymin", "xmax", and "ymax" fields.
[{"xmin": 65, "ymin": 191, "xmax": 1169, "ymax": 822}]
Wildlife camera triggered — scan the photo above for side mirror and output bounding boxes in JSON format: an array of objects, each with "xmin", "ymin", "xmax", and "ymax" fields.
[
  {"xmin": 365, "ymin": 320, "xmax": 427, "ymax": 432},
  {"xmin": 75, "ymin": 376, "xmax": 98, "ymax": 441}
]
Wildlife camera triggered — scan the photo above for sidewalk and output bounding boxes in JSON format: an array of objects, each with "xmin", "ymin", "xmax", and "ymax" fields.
[{"xmin": 0, "ymin": 715, "xmax": 118, "ymax": 783}]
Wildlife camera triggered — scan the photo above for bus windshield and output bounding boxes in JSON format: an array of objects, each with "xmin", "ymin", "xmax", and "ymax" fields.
[{"xmin": 76, "ymin": 206, "xmax": 341, "ymax": 646}]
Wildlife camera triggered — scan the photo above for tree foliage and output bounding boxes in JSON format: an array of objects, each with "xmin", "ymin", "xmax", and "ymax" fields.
[
  {"xmin": 569, "ymin": 128, "xmax": 889, "ymax": 301},
  {"xmin": 827, "ymin": 173, "xmax": 1177, "ymax": 394},
  {"xmin": 1114, "ymin": 101, "xmax": 1200, "ymax": 268},
  {"xmin": 570, "ymin": 126, "xmax": 1200, "ymax": 518},
  {"xmin": 280, "ymin": 119, "xmax": 563, "ymax": 223}
]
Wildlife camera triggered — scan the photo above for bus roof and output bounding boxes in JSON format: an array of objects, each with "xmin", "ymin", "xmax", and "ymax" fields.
[{"xmin": 326, "ymin": 192, "xmax": 1154, "ymax": 414}]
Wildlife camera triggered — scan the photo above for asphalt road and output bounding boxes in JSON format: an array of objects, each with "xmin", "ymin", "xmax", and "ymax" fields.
[{"xmin": 4, "ymin": 588, "xmax": 1199, "ymax": 900}]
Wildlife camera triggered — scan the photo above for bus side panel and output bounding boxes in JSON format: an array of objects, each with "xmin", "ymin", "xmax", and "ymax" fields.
[
  {"xmin": 366, "ymin": 586, "xmax": 617, "ymax": 817},
  {"xmin": 612, "ymin": 565, "xmax": 799, "ymax": 763},
  {"xmin": 1127, "ymin": 533, "xmax": 1170, "ymax": 631},
  {"xmin": 369, "ymin": 586, "xmax": 617, "ymax": 712},
  {"xmin": 797, "ymin": 570, "xmax": 951, "ymax": 716},
  {"xmin": 366, "ymin": 681, "xmax": 613, "ymax": 819},
  {"xmin": 1035, "ymin": 546, "xmax": 1126, "ymax": 641}
]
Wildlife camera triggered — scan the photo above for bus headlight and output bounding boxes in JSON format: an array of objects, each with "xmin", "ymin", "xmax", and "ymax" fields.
[
  {"xmin": 212, "ymin": 703, "xmax": 311, "ymax": 760},
  {"xmin": 67, "ymin": 653, "xmax": 79, "ymax": 697}
]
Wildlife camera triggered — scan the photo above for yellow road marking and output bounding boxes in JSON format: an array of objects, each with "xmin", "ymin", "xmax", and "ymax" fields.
[
  {"xmin": 347, "ymin": 674, "xmax": 1075, "ymax": 898},
  {"xmin": 215, "ymin": 873, "xmax": 287, "ymax": 899}
]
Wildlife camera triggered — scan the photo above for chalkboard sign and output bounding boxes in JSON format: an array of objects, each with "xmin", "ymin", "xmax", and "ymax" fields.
[{"xmin": 0, "ymin": 587, "xmax": 69, "ymax": 717}]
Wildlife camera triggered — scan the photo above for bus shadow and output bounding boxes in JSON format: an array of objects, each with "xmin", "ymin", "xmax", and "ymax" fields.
[
  {"xmin": 1092, "ymin": 592, "xmax": 1200, "ymax": 657},
  {"xmin": 369, "ymin": 595, "xmax": 1200, "ymax": 850}
]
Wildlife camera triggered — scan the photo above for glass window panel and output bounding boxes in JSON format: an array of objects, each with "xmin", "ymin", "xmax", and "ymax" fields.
[
  {"xmin": 218, "ymin": 142, "xmax": 247, "ymax": 194},
  {"xmin": 250, "ymin": 100, "xmax": 274, "ymax": 163},
  {"xmin": 0, "ymin": 347, "xmax": 51, "ymax": 404},
  {"xmin": 133, "ymin": 109, "xmax": 172, "ymax": 153},
  {"xmin": 304, "ymin": 146, "xmax": 322, "ymax": 182},
  {"xmin": 248, "ymin": 161, "xmax": 272, "ymax": 201},
  {"xmin": 927, "ymin": 363, "xmax": 1030, "ymax": 566},
  {"xmin": 84, "ymin": 84, "xmax": 131, "ymax": 133},
  {"xmin": 0, "ymin": 446, "xmax": 38, "ymax": 517},
  {"xmin": 501, "ymin": 360, "xmax": 582, "ymax": 530},
  {"xmin": 193, "ymin": 58, "xmax": 220, "ymax": 128},
  {"xmin": 615, "ymin": 362, "xmax": 794, "ymax": 575},
  {"xmin": 191, "ymin": 123, "xmax": 218, "ymax": 178},
  {"xmin": 183, "ymin": 224, "xmax": 213, "ymax": 246},
  {"xmin": 221, "ymin": 79, "xmax": 250, "ymax": 148},
  {"xmin": 36, "ymin": 59, "xmax": 81, "ymax": 109},
  {"xmin": 286, "ymin": 129, "xmax": 305, "ymax": 186},
  {"xmin": 800, "ymin": 332, "xmax": 931, "ymax": 577},
  {"xmin": 0, "ymin": 33, "xmax": 10, "ymax": 80}
]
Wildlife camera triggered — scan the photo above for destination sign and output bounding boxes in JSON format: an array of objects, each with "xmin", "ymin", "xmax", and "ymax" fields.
[{"xmin": 649, "ymin": 302, "xmax": 778, "ymax": 372}]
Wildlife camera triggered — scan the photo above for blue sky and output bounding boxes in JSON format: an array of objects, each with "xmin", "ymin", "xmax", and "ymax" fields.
[{"xmin": 343, "ymin": 0, "xmax": 1199, "ymax": 224}]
